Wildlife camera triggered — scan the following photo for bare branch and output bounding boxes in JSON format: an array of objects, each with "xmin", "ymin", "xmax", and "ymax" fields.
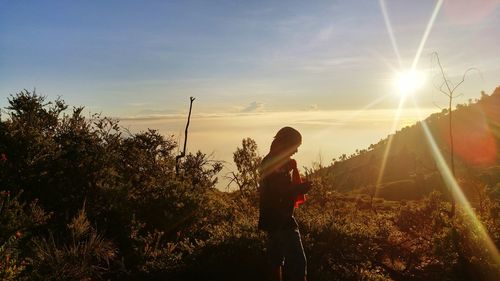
[
  {"xmin": 452, "ymin": 67, "xmax": 481, "ymax": 93},
  {"xmin": 432, "ymin": 101, "xmax": 443, "ymax": 110},
  {"xmin": 439, "ymin": 80, "xmax": 451, "ymax": 97},
  {"xmin": 225, "ymin": 171, "xmax": 243, "ymax": 191},
  {"xmin": 431, "ymin": 53, "xmax": 481, "ymax": 217},
  {"xmin": 448, "ymin": 80, "xmax": 456, "ymax": 92},
  {"xmin": 432, "ymin": 52, "xmax": 453, "ymax": 96}
]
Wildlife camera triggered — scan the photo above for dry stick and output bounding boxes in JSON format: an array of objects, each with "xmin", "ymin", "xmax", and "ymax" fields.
[
  {"xmin": 434, "ymin": 53, "xmax": 457, "ymax": 217},
  {"xmin": 176, "ymin": 97, "xmax": 196, "ymax": 175},
  {"xmin": 433, "ymin": 52, "xmax": 480, "ymax": 217}
]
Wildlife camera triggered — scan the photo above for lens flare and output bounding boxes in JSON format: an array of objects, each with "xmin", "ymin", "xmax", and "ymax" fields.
[
  {"xmin": 411, "ymin": 96, "xmax": 500, "ymax": 269},
  {"xmin": 379, "ymin": 0, "xmax": 500, "ymax": 270}
]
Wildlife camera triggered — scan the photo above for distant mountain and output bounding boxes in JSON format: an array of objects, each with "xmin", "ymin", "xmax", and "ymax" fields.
[{"xmin": 322, "ymin": 87, "xmax": 500, "ymax": 200}]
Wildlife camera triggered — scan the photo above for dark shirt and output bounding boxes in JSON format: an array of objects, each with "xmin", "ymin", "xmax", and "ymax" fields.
[{"xmin": 258, "ymin": 154, "xmax": 310, "ymax": 231}]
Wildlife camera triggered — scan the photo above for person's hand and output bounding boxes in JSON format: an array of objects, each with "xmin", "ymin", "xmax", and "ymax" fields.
[{"xmin": 301, "ymin": 181, "xmax": 313, "ymax": 192}]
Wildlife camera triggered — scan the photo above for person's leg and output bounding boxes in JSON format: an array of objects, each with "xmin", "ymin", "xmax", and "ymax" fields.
[
  {"xmin": 270, "ymin": 265, "xmax": 282, "ymax": 281},
  {"xmin": 267, "ymin": 230, "xmax": 285, "ymax": 281},
  {"xmin": 282, "ymin": 228, "xmax": 307, "ymax": 281}
]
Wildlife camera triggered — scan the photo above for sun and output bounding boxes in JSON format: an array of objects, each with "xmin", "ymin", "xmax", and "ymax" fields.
[{"xmin": 394, "ymin": 69, "xmax": 426, "ymax": 96}]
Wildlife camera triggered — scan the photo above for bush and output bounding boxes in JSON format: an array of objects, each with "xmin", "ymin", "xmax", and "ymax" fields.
[
  {"xmin": 0, "ymin": 91, "xmax": 223, "ymax": 279},
  {"xmin": 30, "ymin": 207, "xmax": 117, "ymax": 280}
]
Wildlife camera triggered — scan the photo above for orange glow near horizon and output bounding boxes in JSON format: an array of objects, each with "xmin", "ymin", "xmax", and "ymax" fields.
[{"xmin": 443, "ymin": 109, "xmax": 497, "ymax": 166}]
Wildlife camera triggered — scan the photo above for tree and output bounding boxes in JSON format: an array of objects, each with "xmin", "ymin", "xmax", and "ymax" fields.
[
  {"xmin": 433, "ymin": 52, "xmax": 480, "ymax": 216},
  {"xmin": 228, "ymin": 138, "xmax": 262, "ymax": 193}
]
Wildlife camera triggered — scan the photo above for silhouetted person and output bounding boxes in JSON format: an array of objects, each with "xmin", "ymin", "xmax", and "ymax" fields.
[{"xmin": 259, "ymin": 127, "xmax": 312, "ymax": 281}]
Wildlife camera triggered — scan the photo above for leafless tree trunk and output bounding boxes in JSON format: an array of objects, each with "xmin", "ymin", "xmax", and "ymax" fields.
[
  {"xmin": 176, "ymin": 97, "xmax": 196, "ymax": 175},
  {"xmin": 433, "ymin": 52, "xmax": 479, "ymax": 217}
]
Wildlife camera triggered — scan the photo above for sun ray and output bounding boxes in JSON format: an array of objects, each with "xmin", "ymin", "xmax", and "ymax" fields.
[
  {"xmin": 376, "ymin": 0, "xmax": 499, "ymax": 272},
  {"xmin": 407, "ymin": 3, "xmax": 500, "ymax": 268},
  {"xmin": 411, "ymin": 0, "xmax": 443, "ymax": 70},
  {"xmin": 343, "ymin": 93, "xmax": 391, "ymax": 121},
  {"xmin": 374, "ymin": 95, "xmax": 406, "ymax": 197},
  {"xmin": 311, "ymin": 93, "xmax": 392, "ymax": 140},
  {"xmin": 374, "ymin": 0, "xmax": 442, "ymax": 199},
  {"xmin": 376, "ymin": 0, "xmax": 444, "ymax": 194},
  {"xmin": 379, "ymin": 0, "xmax": 402, "ymax": 68},
  {"xmin": 410, "ymin": 96, "xmax": 500, "ymax": 270}
]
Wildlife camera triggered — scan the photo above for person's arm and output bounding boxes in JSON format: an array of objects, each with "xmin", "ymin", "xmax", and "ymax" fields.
[
  {"xmin": 265, "ymin": 171, "xmax": 310, "ymax": 199},
  {"xmin": 289, "ymin": 159, "xmax": 311, "ymax": 196},
  {"xmin": 293, "ymin": 181, "xmax": 311, "ymax": 195}
]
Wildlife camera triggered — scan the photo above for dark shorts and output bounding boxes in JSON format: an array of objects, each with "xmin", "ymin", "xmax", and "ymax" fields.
[{"xmin": 266, "ymin": 228, "xmax": 307, "ymax": 278}]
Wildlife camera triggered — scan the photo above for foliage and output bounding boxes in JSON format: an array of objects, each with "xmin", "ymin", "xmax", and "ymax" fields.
[
  {"xmin": 0, "ymin": 91, "xmax": 223, "ymax": 279},
  {"xmin": 0, "ymin": 190, "xmax": 51, "ymax": 280},
  {"xmin": 1, "ymin": 90, "xmax": 499, "ymax": 280},
  {"xmin": 228, "ymin": 137, "xmax": 262, "ymax": 193},
  {"xmin": 30, "ymin": 207, "xmax": 117, "ymax": 280},
  {"xmin": 325, "ymin": 88, "xmax": 500, "ymax": 197}
]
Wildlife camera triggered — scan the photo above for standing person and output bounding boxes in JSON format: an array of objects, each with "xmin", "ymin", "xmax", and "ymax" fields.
[{"xmin": 259, "ymin": 127, "xmax": 312, "ymax": 281}]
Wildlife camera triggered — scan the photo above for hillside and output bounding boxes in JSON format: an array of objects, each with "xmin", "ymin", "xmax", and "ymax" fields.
[{"xmin": 323, "ymin": 87, "xmax": 500, "ymax": 200}]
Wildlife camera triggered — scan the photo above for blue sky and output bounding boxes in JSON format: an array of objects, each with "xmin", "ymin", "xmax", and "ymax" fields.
[
  {"xmin": 1, "ymin": 0, "xmax": 499, "ymax": 188},
  {"xmin": 2, "ymin": 0, "xmax": 498, "ymax": 115}
]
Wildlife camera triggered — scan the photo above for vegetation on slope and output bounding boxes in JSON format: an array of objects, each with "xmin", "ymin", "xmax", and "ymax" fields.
[
  {"xmin": 324, "ymin": 87, "xmax": 500, "ymax": 202},
  {"xmin": 1, "ymin": 90, "xmax": 499, "ymax": 280}
]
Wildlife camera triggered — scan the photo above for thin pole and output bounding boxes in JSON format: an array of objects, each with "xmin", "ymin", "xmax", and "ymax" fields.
[{"xmin": 176, "ymin": 97, "xmax": 195, "ymax": 174}]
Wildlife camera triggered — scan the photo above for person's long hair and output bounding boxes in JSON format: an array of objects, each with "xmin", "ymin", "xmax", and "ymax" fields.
[
  {"xmin": 260, "ymin": 127, "xmax": 302, "ymax": 178},
  {"xmin": 270, "ymin": 126, "xmax": 302, "ymax": 155}
]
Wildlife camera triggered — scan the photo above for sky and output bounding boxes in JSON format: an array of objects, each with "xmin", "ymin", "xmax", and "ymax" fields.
[{"xmin": 1, "ymin": 0, "xmax": 499, "ymax": 189}]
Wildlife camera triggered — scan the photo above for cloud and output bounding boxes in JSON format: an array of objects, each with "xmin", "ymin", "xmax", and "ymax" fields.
[
  {"xmin": 316, "ymin": 25, "xmax": 335, "ymax": 42},
  {"xmin": 241, "ymin": 101, "xmax": 265, "ymax": 112},
  {"xmin": 308, "ymin": 104, "xmax": 319, "ymax": 110},
  {"xmin": 116, "ymin": 108, "xmax": 184, "ymax": 120}
]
